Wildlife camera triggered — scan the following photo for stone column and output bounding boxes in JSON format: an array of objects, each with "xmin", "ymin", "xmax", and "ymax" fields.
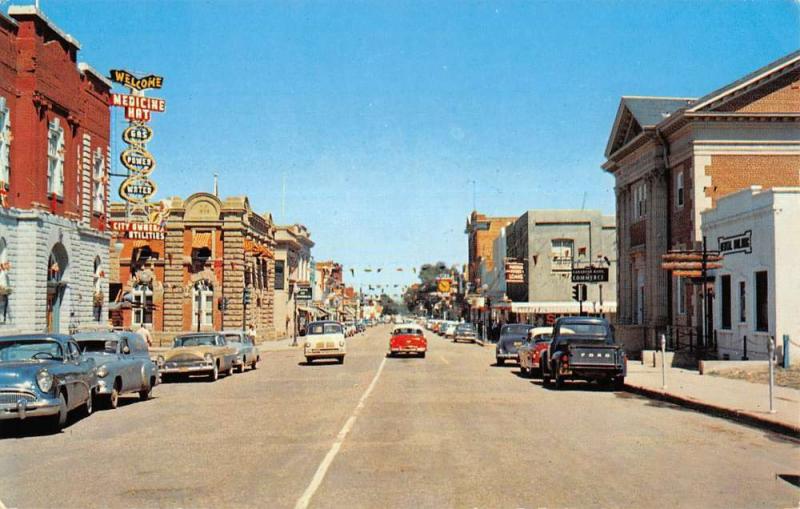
[
  {"xmin": 646, "ymin": 165, "xmax": 670, "ymax": 337},
  {"xmin": 162, "ymin": 217, "xmax": 185, "ymax": 336},
  {"xmin": 615, "ymin": 185, "xmax": 631, "ymax": 325},
  {"xmin": 222, "ymin": 217, "xmax": 244, "ymax": 331}
]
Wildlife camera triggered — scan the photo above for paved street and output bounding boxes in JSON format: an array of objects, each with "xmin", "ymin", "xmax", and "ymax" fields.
[{"xmin": 1, "ymin": 324, "xmax": 798, "ymax": 508}]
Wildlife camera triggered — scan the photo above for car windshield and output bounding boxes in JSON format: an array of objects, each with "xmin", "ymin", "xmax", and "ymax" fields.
[
  {"xmin": 559, "ymin": 324, "xmax": 606, "ymax": 337},
  {"xmin": 534, "ymin": 335, "xmax": 552, "ymax": 342},
  {"xmin": 0, "ymin": 339, "xmax": 64, "ymax": 361},
  {"xmin": 501, "ymin": 324, "xmax": 532, "ymax": 335},
  {"xmin": 175, "ymin": 335, "xmax": 217, "ymax": 347},
  {"xmin": 78, "ymin": 340, "xmax": 118, "ymax": 353},
  {"xmin": 224, "ymin": 334, "xmax": 243, "ymax": 343},
  {"xmin": 456, "ymin": 325, "xmax": 474, "ymax": 332},
  {"xmin": 393, "ymin": 328, "xmax": 421, "ymax": 335},
  {"xmin": 308, "ymin": 323, "xmax": 343, "ymax": 335}
]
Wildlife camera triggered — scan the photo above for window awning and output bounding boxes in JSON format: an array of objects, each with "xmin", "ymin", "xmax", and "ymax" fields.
[
  {"xmin": 314, "ymin": 306, "xmax": 331, "ymax": 317},
  {"xmin": 492, "ymin": 301, "xmax": 617, "ymax": 314},
  {"xmin": 298, "ymin": 305, "xmax": 319, "ymax": 317},
  {"xmin": 192, "ymin": 232, "xmax": 212, "ymax": 249}
]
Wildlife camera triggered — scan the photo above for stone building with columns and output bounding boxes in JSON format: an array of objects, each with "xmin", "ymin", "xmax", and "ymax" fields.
[
  {"xmin": 109, "ymin": 193, "xmax": 277, "ymax": 344},
  {"xmin": 273, "ymin": 224, "xmax": 314, "ymax": 338},
  {"xmin": 602, "ymin": 50, "xmax": 800, "ymax": 354}
]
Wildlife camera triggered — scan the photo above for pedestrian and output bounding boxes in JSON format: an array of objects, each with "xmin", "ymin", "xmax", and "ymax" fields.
[
  {"xmin": 247, "ymin": 323, "xmax": 257, "ymax": 342},
  {"xmin": 136, "ymin": 323, "xmax": 153, "ymax": 348}
]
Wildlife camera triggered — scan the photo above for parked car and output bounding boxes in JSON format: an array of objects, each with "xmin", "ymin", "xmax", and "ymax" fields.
[
  {"xmin": 0, "ymin": 334, "xmax": 97, "ymax": 431},
  {"xmin": 495, "ymin": 324, "xmax": 535, "ymax": 365},
  {"xmin": 343, "ymin": 322, "xmax": 356, "ymax": 337},
  {"xmin": 541, "ymin": 317, "xmax": 626, "ymax": 389},
  {"xmin": 221, "ymin": 331, "xmax": 260, "ymax": 373},
  {"xmin": 388, "ymin": 324, "xmax": 427, "ymax": 357},
  {"xmin": 443, "ymin": 322, "xmax": 459, "ymax": 339},
  {"xmin": 453, "ymin": 323, "xmax": 477, "ymax": 343},
  {"xmin": 303, "ymin": 321, "xmax": 346, "ymax": 364},
  {"xmin": 517, "ymin": 327, "xmax": 554, "ymax": 378},
  {"xmin": 74, "ymin": 331, "xmax": 158, "ymax": 409},
  {"xmin": 157, "ymin": 333, "xmax": 238, "ymax": 381}
]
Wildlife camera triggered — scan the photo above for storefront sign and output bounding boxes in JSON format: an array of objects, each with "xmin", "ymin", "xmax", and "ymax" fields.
[
  {"xmin": 718, "ymin": 230, "xmax": 752, "ymax": 255},
  {"xmin": 110, "ymin": 221, "xmax": 165, "ymax": 240},
  {"xmin": 571, "ymin": 266, "xmax": 609, "ymax": 283},
  {"xmin": 295, "ymin": 286, "xmax": 313, "ymax": 301},
  {"xmin": 505, "ymin": 259, "xmax": 524, "ymax": 284},
  {"xmin": 122, "ymin": 124, "xmax": 154, "ymax": 144},
  {"xmin": 109, "ymin": 69, "xmax": 164, "ymax": 91},
  {"xmin": 110, "ymin": 94, "xmax": 166, "ymax": 122},
  {"xmin": 437, "ymin": 278, "xmax": 452, "ymax": 294}
]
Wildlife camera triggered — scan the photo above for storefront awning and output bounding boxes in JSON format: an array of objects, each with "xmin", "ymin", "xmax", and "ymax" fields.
[
  {"xmin": 492, "ymin": 301, "xmax": 617, "ymax": 315},
  {"xmin": 192, "ymin": 232, "xmax": 212, "ymax": 249},
  {"xmin": 314, "ymin": 306, "xmax": 331, "ymax": 317},
  {"xmin": 298, "ymin": 305, "xmax": 319, "ymax": 317}
]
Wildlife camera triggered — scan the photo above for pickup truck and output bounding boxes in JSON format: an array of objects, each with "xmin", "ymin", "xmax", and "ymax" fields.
[{"xmin": 540, "ymin": 316, "xmax": 626, "ymax": 389}]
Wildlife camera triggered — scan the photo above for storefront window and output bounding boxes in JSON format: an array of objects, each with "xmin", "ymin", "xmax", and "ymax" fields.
[
  {"xmin": 551, "ymin": 239, "xmax": 573, "ymax": 272},
  {"xmin": 755, "ymin": 271, "xmax": 768, "ymax": 332},
  {"xmin": 132, "ymin": 283, "xmax": 153, "ymax": 326},
  {"xmin": 274, "ymin": 260, "xmax": 285, "ymax": 290},
  {"xmin": 192, "ymin": 280, "xmax": 213, "ymax": 327}
]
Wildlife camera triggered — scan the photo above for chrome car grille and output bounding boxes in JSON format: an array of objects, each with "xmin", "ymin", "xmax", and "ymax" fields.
[
  {"xmin": 0, "ymin": 391, "xmax": 36, "ymax": 405},
  {"xmin": 325, "ymin": 341, "xmax": 335, "ymax": 348},
  {"xmin": 169, "ymin": 354, "xmax": 202, "ymax": 363}
]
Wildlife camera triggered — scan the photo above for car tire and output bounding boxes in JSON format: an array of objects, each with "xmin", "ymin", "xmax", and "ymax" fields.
[
  {"xmin": 209, "ymin": 363, "xmax": 219, "ymax": 382},
  {"xmin": 81, "ymin": 389, "xmax": 94, "ymax": 417},
  {"xmin": 554, "ymin": 364, "xmax": 564, "ymax": 390},
  {"xmin": 496, "ymin": 358, "xmax": 504, "ymax": 366},
  {"xmin": 420, "ymin": 352, "xmax": 426, "ymax": 359},
  {"xmin": 305, "ymin": 357, "xmax": 312, "ymax": 364},
  {"xmin": 225, "ymin": 363, "xmax": 234, "ymax": 377},
  {"xmin": 337, "ymin": 356, "xmax": 345, "ymax": 365},
  {"xmin": 139, "ymin": 384, "xmax": 152, "ymax": 401},
  {"xmin": 51, "ymin": 391, "xmax": 68, "ymax": 432},
  {"xmin": 613, "ymin": 376, "xmax": 625, "ymax": 390},
  {"xmin": 237, "ymin": 362, "xmax": 246, "ymax": 374},
  {"xmin": 252, "ymin": 357, "xmax": 259, "ymax": 370}
]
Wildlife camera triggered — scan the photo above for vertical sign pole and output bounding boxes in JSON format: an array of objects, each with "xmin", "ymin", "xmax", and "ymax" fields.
[
  {"xmin": 660, "ymin": 333, "xmax": 667, "ymax": 389},
  {"xmin": 768, "ymin": 336, "xmax": 776, "ymax": 414}
]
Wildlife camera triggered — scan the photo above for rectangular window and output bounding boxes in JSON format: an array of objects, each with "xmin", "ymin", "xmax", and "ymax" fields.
[
  {"xmin": 677, "ymin": 277, "xmax": 686, "ymax": 315},
  {"xmin": 550, "ymin": 239, "xmax": 574, "ymax": 271},
  {"xmin": 132, "ymin": 287, "xmax": 154, "ymax": 326},
  {"xmin": 676, "ymin": 170, "xmax": 684, "ymax": 208},
  {"xmin": 739, "ymin": 281, "xmax": 746, "ymax": 323},
  {"xmin": 755, "ymin": 271, "xmax": 768, "ymax": 332},
  {"xmin": 632, "ymin": 182, "xmax": 647, "ymax": 219},
  {"xmin": 47, "ymin": 119, "xmax": 65, "ymax": 197},
  {"xmin": 274, "ymin": 260, "xmax": 285, "ymax": 290},
  {"xmin": 720, "ymin": 275, "xmax": 731, "ymax": 329},
  {"xmin": 92, "ymin": 149, "xmax": 105, "ymax": 214},
  {"xmin": 0, "ymin": 98, "xmax": 10, "ymax": 185}
]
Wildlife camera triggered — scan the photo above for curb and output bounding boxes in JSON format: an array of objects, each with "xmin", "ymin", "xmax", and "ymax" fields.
[{"xmin": 624, "ymin": 383, "xmax": 800, "ymax": 440}]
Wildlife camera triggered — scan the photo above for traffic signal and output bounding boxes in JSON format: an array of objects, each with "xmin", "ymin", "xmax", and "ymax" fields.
[
  {"xmin": 243, "ymin": 287, "xmax": 252, "ymax": 305},
  {"xmin": 571, "ymin": 284, "xmax": 587, "ymax": 302}
]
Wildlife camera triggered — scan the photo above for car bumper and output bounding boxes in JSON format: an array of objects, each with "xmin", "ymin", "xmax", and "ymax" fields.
[
  {"xmin": 496, "ymin": 352, "xmax": 518, "ymax": 360},
  {"xmin": 160, "ymin": 364, "xmax": 214, "ymax": 375},
  {"xmin": 0, "ymin": 395, "xmax": 61, "ymax": 421},
  {"xmin": 305, "ymin": 349, "xmax": 345, "ymax": 359},
  {"xmin": 390, "ymin": 347, "xmax": 426, "ymax": 353}
]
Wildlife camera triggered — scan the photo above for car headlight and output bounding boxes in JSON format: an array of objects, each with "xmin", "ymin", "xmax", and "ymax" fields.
[
  {"xmin": 36, "ymin": 370, "xmax": 54, "ymax": 393},
  {"xmin": 96, "ymin": 366, "xmax": 109, "ymax": 378},
  {"xmin": 305, "ymin": 342, "xmax": 311, "ymax": 348},
  {"xmin": 204, "ymin": 353, "xmax": 213, "ymax": 363},
  {"xmin": 339, "ymin": 341, "xmax": 345, "ymax": 347}
]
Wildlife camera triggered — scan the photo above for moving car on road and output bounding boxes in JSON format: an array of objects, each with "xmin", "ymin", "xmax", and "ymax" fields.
[
  {"xmin": 157, "ymin": 333, "xmax": 238, "ymax": 382},
  {"xmin": 75, "ymin": 331, "xmax": 158, "ymax": 409},
  {"xmin": 453, "ymin": 323, "xmax": 477, "ymax": 343},
  {"xmin": 541, "ymin": 317, "xmax": 626, "ymax": 389},
  {"xmin": 495, "ymin": 324, "xmax": 535, "ymax": 365},
  {"xmin": 443, "ymin": 322, "xmax": 459, "ymax": 339},
  {"xmin": 303, "ymin": 321, "xmax": 346, "ymax": 364},
  {"xmin": 0, "ymin": 334, "xmax": 96, "ymax": 431},
  {"xmin": 388, "ymin": 324, "xmax": 427, "ymax": 357},
  {"xmin": 517, "ymin": 327, "xmax": 553, "ymax": 378},
  {"xmin": 221, "ymin": 331, "xmax": 260, "ymax": 373}
]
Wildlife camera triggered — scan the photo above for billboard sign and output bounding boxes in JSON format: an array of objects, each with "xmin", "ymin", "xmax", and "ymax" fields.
[
  {"xmin": 505, "ymin": 259, "xmax": 524, "ymax": 284},
  {"xmin": 571, "ymin": 266, "xmax": 609, "ymax": 283}
]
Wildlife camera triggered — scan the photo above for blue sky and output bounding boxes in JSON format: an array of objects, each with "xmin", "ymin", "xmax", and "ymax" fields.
[{"xmin": 33, "ymin": 0, "xmax": 800, "ymax": 297}]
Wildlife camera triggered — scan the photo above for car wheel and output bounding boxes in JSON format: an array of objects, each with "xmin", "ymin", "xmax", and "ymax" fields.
[
  {"xmin": 496, "ymin": 358, "xmax": 505, "ymax": 366},
  {"xmin": 338, "ymin": 356, "xmax": 345, "ymax": 364},
  {"xmin": 613, "ymin": 376, "xmax": 625, "ymax": 390},
  {"xmin": 237, "ymin": 362, "xmax": 246, "ymax": 374},
  {"xmin": 554, "ymin": 364, "xmax": 564, "ymax": 390},
  {"xmin": 305, "ymin": 357, "xmax": 312, "ymax": 364},
  {"xmin": 51, "ymin": 391, "xmax": 68, "ymax": 432},
  {"xmin": 520, "ymin": 365, "xmax": 529, "ymax": 377},
  {"xmin": 139, "ymin": 384, "xmax": 152, "ymax": 401},
  {"xmin": 420, "ymin": 352, "xmax": 426, "ymax": 359},
  {"xmin": 107, "ymin": 384, "xmax": 120, "ymax": 409},
  {"xmin": 226, "ymin": 363, "xmax": 234, "ymax": 377},
  {"xmin": 82, "ymin": 389, "xmax": 94, "ymax": 417},
  {"xmin": 209, "ymin": 363, "xmax": 219, "ymax": 381},
  {"xmin": 252, "ymin": 358, "xmax": 259, "ymax": 370}
]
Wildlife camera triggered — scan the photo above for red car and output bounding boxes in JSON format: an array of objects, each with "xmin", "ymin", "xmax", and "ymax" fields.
[
  {"xmin": 388, "ymin": 324, "xmax": 427, "ymax": 358},
  {"xmin": 518, "ymin": 327, "xmax": 554, "ymax": 378}
]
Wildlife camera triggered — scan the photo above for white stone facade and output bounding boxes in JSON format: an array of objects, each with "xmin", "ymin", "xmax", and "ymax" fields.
[
  {"xmin": 0, "ymin": 208, "xmax": 111, "ymax": 335},
  {"xmin": 702, "ymin": 186, "xmax": 800, "ymax": 364}
]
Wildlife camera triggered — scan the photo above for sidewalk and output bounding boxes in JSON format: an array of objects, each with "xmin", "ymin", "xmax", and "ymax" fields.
[{"xmin": 626, "ymin": 363, "xmax": 800, "ymax": 438}]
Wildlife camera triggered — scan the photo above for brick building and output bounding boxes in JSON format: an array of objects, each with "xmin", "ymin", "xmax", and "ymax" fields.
[
  {"xmin": 109, "ymin": 193, "xmax": 277, "ymax": 344},
  {"xmin": 602, "ymin": 50, "xmax": 800, "ymax": 353},
  {"xmin": 0, "ymin": 7, "xmax": 112, "ymax": 334},
  {"xmin": 464, "ymin": 211, "xmax": 516, "ymax": 292}
]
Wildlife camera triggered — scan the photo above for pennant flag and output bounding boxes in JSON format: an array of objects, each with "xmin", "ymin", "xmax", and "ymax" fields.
[
  {"xmin": 413, "ymin": 267, "xmax": 417, "ymax": 273},
  {"xmin": 350, "ymin": 268, "xmax": 355, "ymax": 277},
  {"xmin": 377, "ymin": 268, "xmax": 382, "ymax": 273},
  {"xmin": 397, "ymin": 268, "xmax": 403, "ymax": 272},
  {"xmin": 364, "ymin": 268, "xmax": 372, "ymax": 272}
]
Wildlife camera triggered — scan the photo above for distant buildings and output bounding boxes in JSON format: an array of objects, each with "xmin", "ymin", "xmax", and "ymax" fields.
[
  {"xmin": 602, "ymin": 49, "xmax": 800, "ymax": 353},
  {"xmin": 464, "ymin": 211, "xmax": 516, "ymax": 292},
  {"xmin": 273, "ymin": 224, "xmax": 314, "ymax": 338}
]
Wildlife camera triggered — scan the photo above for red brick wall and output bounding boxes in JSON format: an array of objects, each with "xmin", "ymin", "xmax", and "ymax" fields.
[
  {"xmin": 705, "ymin": 155, "xmax": 800, "ymax": 207},
  {"xmin": 670, "ymin": 160, "xmax": 695, "ymax": 248},
  {"xmin": 718, "ymin": 71, "xmax": 800, "ymax": 113}
]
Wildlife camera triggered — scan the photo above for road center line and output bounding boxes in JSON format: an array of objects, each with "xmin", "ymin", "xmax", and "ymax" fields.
[
  {"xmin": 440, "ymin": 355, "xmax": 450, "ymax": 365},
  {"xmin": 294, "ymin": 356, "xmax": 387, "ymax": 509}
]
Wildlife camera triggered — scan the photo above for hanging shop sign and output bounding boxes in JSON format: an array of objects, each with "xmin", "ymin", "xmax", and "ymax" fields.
[
  {"xmin": 109, "ymin": 69, "xmax": 164, "ymax": 91},
  {"xmin": 109, "ymin": 69, "xmax": 165, "ymax": 219},
  {"xmin": 571, "ymin": 266, "xmax": 609, "ymax": 283},
  {"xmin": 504, "ymin": 259, "xmax": 525, "ymax": 284},
  {"xmin": 718, "ymin": 231, "xmax": 752, "ymax": 256},
  {"xmin": 436, "ymin": 277, "xmax": 452, "ymax": 294},
  {"xmin": 295, "ymin": 286, "xmax": 313, "ymax": 301}
]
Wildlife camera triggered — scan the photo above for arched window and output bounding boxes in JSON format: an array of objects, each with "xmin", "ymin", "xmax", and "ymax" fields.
[
  {"xmin": 192, "ymin": 280, "xmax": 213, "ymax": 328},
  {"xmin": 0, "ymin": 238, "xmax": 9, "ymax": 323}
]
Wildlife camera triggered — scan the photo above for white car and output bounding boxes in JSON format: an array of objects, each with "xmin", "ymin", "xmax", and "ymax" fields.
[
  {"xmin": 444, "ymin": 323, "xmax": 459, "ymax": 339},
  {"xmin": 303, "ymin": 321, "xmax": 346, "ymax": 364}
]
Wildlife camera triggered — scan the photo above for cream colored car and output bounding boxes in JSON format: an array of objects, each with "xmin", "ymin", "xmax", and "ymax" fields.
[
  {"xmin": 157, "ymin": 333, "xmax": 238, "ymax": 381},
  {"xmin": 303, "ymin": 321, "xmax": 346, "ymax": 364}
]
